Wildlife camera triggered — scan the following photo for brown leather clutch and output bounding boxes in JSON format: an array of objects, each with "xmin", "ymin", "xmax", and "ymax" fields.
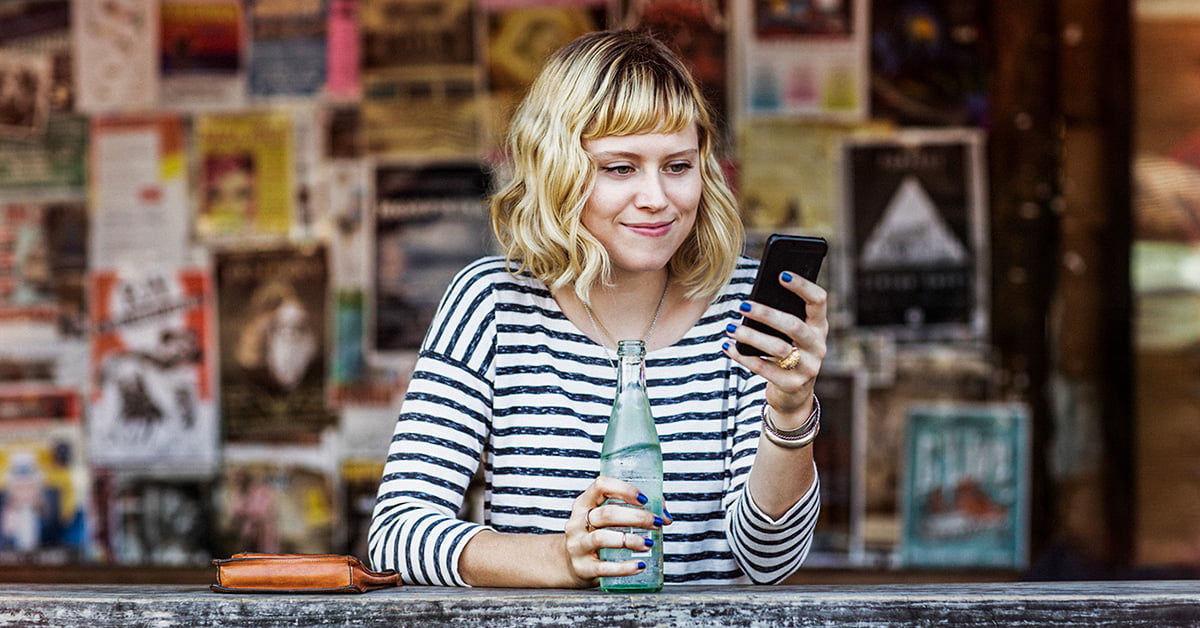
[{"xmin": 211, "ymin": 553, "xmax": 401, "ymax": 594}]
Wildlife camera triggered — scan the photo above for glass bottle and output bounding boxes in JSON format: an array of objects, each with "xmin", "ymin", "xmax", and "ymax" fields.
[{"xmin": 599, "ymin": 339, "xmax": 664, "ymax": 593}]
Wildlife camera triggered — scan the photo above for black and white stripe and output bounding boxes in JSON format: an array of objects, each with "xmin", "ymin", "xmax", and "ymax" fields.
[{"xmin": 369, "ymin": 256, "xmax": 819, "ymax": 586}]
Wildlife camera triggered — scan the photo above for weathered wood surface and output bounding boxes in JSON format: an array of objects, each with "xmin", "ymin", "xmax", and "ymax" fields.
[{"xmin": 0, "ymin": 581, "xmax": 1196, "ymax": 627}]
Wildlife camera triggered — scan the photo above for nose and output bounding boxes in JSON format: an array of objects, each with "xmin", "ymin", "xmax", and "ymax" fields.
[{"xmin": 635, "ymin": 172, "xmax": 669, "ymax": 211}]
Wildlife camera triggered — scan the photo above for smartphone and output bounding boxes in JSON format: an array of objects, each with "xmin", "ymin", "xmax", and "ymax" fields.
[{"xmin": 735, "ymin": 234, "xmax": 828, "ymax": 357}]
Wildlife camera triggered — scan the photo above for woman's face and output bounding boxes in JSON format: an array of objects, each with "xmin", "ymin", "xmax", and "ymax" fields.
[{"xmin": 581, "ymin": 124, "xmax": 702, "ymax": 278}]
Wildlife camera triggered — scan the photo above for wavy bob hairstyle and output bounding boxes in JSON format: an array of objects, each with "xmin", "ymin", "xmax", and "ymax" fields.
[{"xmin": 489, "ymin": 29, "xmax": 743, "ymax": 304}]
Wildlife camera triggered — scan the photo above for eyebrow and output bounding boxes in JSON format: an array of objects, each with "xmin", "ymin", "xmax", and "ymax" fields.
[{"xmin": 591, "ymin": 148, "xmax": 699, "ymax": 160}]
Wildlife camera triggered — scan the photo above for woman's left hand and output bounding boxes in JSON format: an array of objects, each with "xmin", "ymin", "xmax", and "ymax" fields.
[{"xmin": 722, "ymin": 271, "xmax": 828, "ymax": 421}]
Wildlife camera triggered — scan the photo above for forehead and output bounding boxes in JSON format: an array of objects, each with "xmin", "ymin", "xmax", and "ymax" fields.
[{"xmin": 582, "ymin": 125, "xmax": 699, "ymax": 156}]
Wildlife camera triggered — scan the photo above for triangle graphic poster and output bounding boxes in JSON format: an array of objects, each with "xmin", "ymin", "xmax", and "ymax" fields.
[{"xmin": 845, "ymin": 131, "xmax": 985, "ymax": 337}]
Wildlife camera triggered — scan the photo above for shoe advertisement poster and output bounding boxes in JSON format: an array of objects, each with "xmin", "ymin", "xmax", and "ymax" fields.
[{"xmin": 900, "ymin": 402, "xmax": 1030, "ymax": 568}]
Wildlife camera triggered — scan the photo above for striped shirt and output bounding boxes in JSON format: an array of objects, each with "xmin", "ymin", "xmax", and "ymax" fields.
[{"xmin": 368, "ymin": 256, "xmax": 819, "ymax": 586}]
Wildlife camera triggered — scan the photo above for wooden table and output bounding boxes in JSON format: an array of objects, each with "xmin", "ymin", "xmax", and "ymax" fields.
[{"xmin": 0, "ymin": 581, "xmax": 1196, "ymax": 626}]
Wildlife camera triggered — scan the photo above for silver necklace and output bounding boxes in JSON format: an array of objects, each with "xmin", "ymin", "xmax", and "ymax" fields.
[{"xmin": 583, "ymin": 275, "xmax": 669, "ymax": 367}]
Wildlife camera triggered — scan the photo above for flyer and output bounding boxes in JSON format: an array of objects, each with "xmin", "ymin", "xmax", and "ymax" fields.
[
  {"xmin": 88, "ymin": 267, "xmax": 219, "ymax": 473},
  {"xmin": 215, "ymin": 245, "xmax": 334, "ymax": 441},
  {"xmin": 194, "ymin": 110, "xmax": 293, "ymax": 240},
  {"xmin": 900, "ymin": 402, "xmax": 1030, "ymax": 568},
  {"xmin": 842, "ymin": 128, "xmax": 989, "ymax": 340}
]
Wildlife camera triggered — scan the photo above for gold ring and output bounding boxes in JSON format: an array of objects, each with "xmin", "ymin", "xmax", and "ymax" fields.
[
  {"xmin": 776, "ymin": 347, "xmax": 803, "ymax": 370},
  {"xmin": 585, "ymin": 508, "xmax": 596, "ymax": 532}
]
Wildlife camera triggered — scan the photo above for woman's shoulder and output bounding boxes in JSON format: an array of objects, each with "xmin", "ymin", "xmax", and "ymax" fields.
[
  {"xmin": 723, "ymin": 255, "xmax": 760, "ymax": 299},
  {"xmin": 447, "ymin": 256, "xmax": 546, "ymax": 299}
]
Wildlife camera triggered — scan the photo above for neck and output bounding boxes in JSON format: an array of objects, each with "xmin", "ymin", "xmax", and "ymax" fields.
[{"xmin": 585, "ymin": 269, "xmax": 671, "ymax": 348}]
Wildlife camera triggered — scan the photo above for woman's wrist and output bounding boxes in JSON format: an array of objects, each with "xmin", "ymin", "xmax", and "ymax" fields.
[{"xmin": 760, "ymin": 395, "xmax": 820, "ymax": 449}]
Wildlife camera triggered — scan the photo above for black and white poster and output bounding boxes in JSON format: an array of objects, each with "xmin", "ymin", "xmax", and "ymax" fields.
[
  {"xmin": 372, "ymin": 163, "xmax": 493, "ymax": 354},
  {"xmin": 842, "ymin": 128, "xmax": 987, "ymax": 340}
]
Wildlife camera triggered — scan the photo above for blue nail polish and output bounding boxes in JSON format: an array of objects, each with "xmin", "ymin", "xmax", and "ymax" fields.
[
  {"xmin": 637, "ymin": 561, "xmax": 647, "ymax": 570},
  {"xmin": 653, "ymin": 516, "xmax": 663, "ymax": 527},
  {"xmin": 721, "ymin": 342, "xmax": 730, "ymax": 351},
  {"xmin": 781, "ymin": 271, "xmax": 794, "ymax": 282},
  {"xmin": 644, "ymin": 538, "xmax": 654, "ymax": 548},
  {"xmin": 725, "ymin": 323, "xmax": 737, "ymax": 334},
  {"xmin": 739, "ymin": 301, "xmax": 751, "ymax": 312},
  {"xmin": 637, "ymin": 493, "xmax": 648, "ymax": 505},
  {"xmin": 663, "ymin": 507, "xmax": 672, "ymax": 520}
]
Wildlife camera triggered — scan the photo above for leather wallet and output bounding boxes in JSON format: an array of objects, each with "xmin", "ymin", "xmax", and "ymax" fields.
[{"xmin": 211, "ymin": 553, "xmax": 401, "ymax": 594}]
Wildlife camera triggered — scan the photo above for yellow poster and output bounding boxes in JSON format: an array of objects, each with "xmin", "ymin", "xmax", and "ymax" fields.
[{"xmin": 194, "ymin": 110, "xmax": 293, "ymax": 239}]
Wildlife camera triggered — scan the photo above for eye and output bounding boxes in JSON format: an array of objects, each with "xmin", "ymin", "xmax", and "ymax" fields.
[
  {"xmin": 601, "ymin": 165, "xmax": 636, "ymax": 175},
  {"xmin": 665, "ymin": 161, "xmax": 694, "ymax": 174}
]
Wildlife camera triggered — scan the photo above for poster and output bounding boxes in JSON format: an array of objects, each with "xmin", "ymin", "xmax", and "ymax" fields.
[
  {"xmin": 217, "ymin": 442, "xmax": 336, "ymax": 555},
  {"xmin": 89, "ymin": 114, "xmax": 190, "ymax": 269},
  {"xmin": 870, "ymin": 0, "xmax": 989, "ymax": 126},
  {"xmin": 483, "ymin": 0, "xmax": 604, "ymax": 151},
  {"xmin": 0, "ymin": 202, "xmax": 87, "ymax": 336},
  {"xmin": 158, "ymin": 0, "xmax": 247, "ymax": 110},
  {"xmin": 842, "ymin": 128, "xmax": 988, "ymax": 340},
  {"xmin": 618, "ymin": 0, "xmax": 728, "ymax": 132},
  {"xmin": 88, "ymin": 268, "xmax": 219, "ymax": 473},
  {"xmin": 216, "ymin": 245, "xmax": 333, "ymax": 441},
  {"xmin": 0, "ymin": 421, "xmax": 89, "ymax": 563},
  {"xmin": 194, "ymin": 110, "xmax": 293, "ymax": 240},
  {"xmin": 360, "ymin": 0, "xmax": 484, "ymax": 158},
  {"xmin": 0, "ymin": 112, "xmax": 87, "ymax": 200},
  {"xmin": 0, "ymin": 49, "xmax": 52, "ymax": 141},
  {"xmin": 90, "ymin": 472, "xmax": 214, "ymax": 566},
  {"xmin": 804, "ymin": 365, "xmax": 867, "ymax": 565},
  {"xmin": 325, "ymin": 0, "xmax": 361, "ymax": 100},
  {"xmin": 900, "ymin": 402, "xmax": 1030, "ymax": 568},
  {"xmin": 372, "ymin": 164, "xmax": 493, "ymax": 353},
  {"xmin": 72, "ymin": 0, "xmax": 160, "ymax": 113},
  {"xmin": 732, "ymin": 0, "xmax": 869, "ymax": 120},
  {"xmin": 248, "ymin": 0, "xmax": 327, "ymax": 98},
  {"xmin": 737, "ymin": 119, "xmax": 891, "ymax": 235}
]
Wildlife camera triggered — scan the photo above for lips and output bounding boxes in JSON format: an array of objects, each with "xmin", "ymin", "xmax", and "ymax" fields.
[{"xmin": 625, "ymin": 221, "xmax": 674, "ymax": 237}]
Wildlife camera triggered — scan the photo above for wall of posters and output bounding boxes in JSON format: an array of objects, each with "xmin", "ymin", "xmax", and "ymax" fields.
[
  {"xmin": 842, "ymin": 128, "xmax": 988, "ymax": 340},
  {"xmin": 805, "ymin": 364, "xmax": 867, "ymax": 566},
  {"xmin": 900, "ymin": 402, "xmax": 1030, "ymax": 568}
]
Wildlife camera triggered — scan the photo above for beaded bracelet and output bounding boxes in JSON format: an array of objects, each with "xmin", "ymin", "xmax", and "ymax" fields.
[{"xmin": 760, "ymin": 395, "xmax": 821, "ymax": 449}]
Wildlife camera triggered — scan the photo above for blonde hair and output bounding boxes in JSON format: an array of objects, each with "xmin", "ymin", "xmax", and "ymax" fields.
[{"xmin": 489, "ymin": 29, "xmax": 743, "ymax": 304}]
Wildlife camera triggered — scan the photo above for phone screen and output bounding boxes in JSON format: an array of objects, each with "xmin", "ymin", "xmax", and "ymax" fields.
[{"xmin": 735, "ymin": 234, "xmax": 827, "ymax": 357}]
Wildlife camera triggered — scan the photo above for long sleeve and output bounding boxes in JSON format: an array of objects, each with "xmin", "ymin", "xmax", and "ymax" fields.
[
  {"xmin": 367, "ymin": 259, "xmax": 500, "ymax": 586},
  {"xmin": 721, "ymin": 368, "xmax": 821, "ymax": 584}
]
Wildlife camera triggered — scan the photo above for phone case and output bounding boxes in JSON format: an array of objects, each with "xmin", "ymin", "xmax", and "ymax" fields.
[{"xmin": 736, "ymin": 234, "xmax": 827, "ymax": 357}]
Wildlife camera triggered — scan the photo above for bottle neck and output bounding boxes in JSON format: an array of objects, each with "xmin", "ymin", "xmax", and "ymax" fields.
[{"xmin": 615, "ymin": 340, "xmax": 646, "ymax": 394}]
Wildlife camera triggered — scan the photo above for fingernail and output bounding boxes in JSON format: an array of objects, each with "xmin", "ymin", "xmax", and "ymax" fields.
[
  {"xmin": 644, "ymin": 538, "xmax": 654, "ymax": 548},
  {"xmin": 637, "ymin": 561, "xmax": 647, "ymax": 570},
  {"xmin": 663, "ymin": 507, "xmax": 673, "ymax": 520},
  {"xmin": 739, "ymin": 301, "xmax": 751, "ymax": 312},
  {"xmin": 725, "ymin": 323, "xmax": 737, "ymax": 334},
  {"xmin": 637, "ymin": 493, "xmax": 648, "ymax": 505},
  {"xmin": 781, "ymin": 271, "xmax": 793, "ymax": 282},
  {"xmin": 721, "ymin": 341, "xmax": 730, "ymax": 351},
  {"xmin": 654, "ymin": 516, "xmax": 664, "ymax": 527}
]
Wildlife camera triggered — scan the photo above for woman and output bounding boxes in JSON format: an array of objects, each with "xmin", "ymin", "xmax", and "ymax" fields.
[{"xmin": 369, "ymin": 29, "xmax": 826, "ymax": 587}]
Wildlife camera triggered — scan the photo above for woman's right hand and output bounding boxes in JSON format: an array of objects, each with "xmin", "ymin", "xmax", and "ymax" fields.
[{"xmin": 562, "ymin": 475, "xmax": 671, "ymax": 586}]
